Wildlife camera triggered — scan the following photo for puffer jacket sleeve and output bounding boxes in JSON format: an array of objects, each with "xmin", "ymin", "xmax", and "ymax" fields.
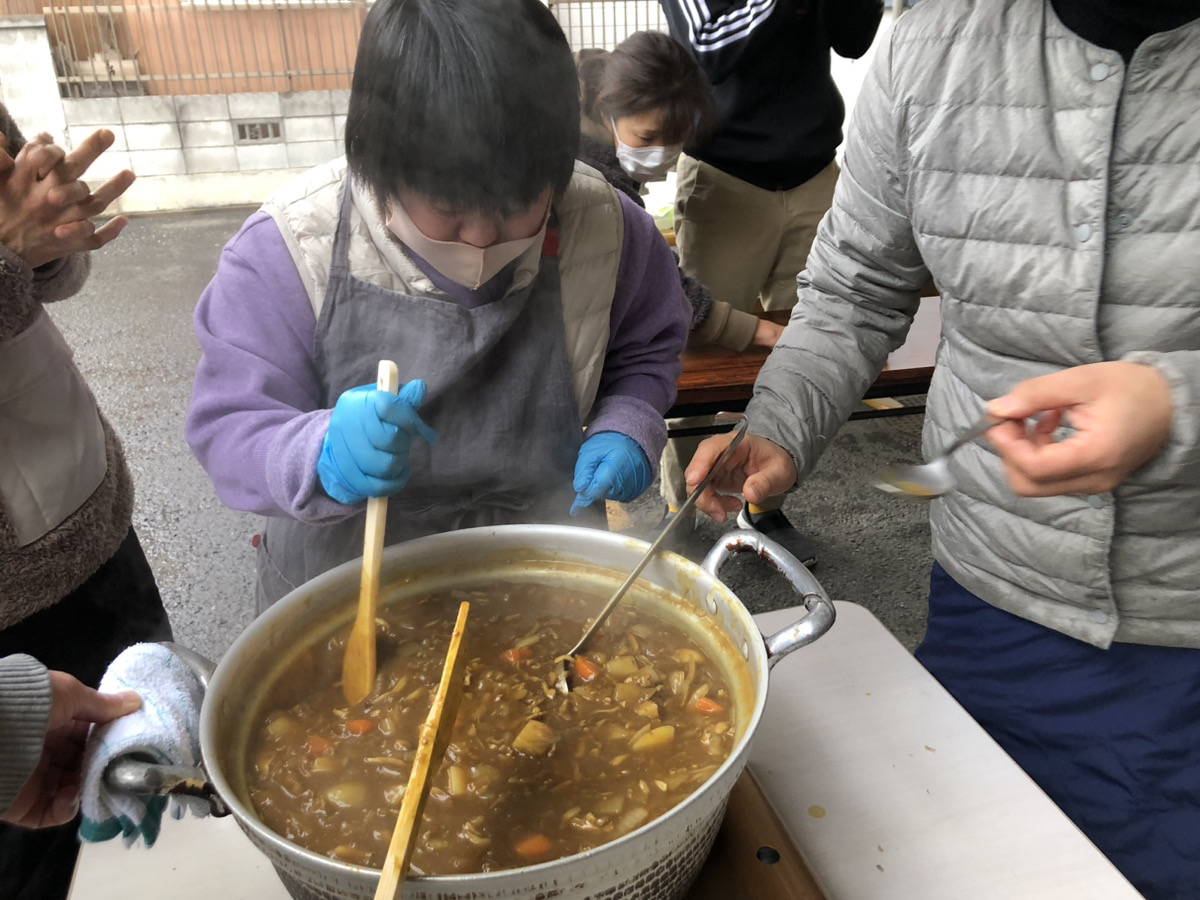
[
  {"xmin": 1121, "ymin": 350, "xmax": 1200, "ymax": 485},
  {"xmin": 745, "ymin": 26, "xmax": 931, "ymax": 480}
]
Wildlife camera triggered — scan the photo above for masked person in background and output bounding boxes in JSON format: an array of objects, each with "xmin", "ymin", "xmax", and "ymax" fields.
[
  {"xmin": 187, "ymin": 0, "xmax": 691, "ymax": 612},
  {"xmin": 685, "ymin": 2, "xmax": 1200, "ymax": 896},
  {"xmin": 658, "ymin": 0, "xmax": 884, "ymax": 566},
  {"xmin": 0, "ymin": 103, "xmax": 173, "ymax": 900},
  {"xmin": 575, "ymin": 31, "xmax": 785, "ymax": 551}
]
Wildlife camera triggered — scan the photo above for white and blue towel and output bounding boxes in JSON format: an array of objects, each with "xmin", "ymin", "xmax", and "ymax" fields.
[{"xmin": 80, "ymin": 643, "xmax": 209, "ymax": 847}]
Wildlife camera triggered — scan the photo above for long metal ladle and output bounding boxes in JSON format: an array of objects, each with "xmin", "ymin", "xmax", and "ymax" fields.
[{"xmin": 558, "ymin": 413, "xmax": 748, "ymax": 691}]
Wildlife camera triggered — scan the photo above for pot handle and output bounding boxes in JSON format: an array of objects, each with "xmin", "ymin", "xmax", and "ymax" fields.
[
  {"xmin": 701, "ymin": 528, "xmax": 836, "ymax": 669},
  {"xmin": 103, "ymin": 642, "xmax": 230, "ymax": 817}
]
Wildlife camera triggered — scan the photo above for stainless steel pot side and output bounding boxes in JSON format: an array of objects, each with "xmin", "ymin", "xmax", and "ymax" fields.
[{"xmin": 122, "ymin": 525, "xmax": 835, "ymax": 900}]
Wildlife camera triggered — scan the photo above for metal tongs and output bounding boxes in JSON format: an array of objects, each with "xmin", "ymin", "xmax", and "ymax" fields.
[{"xmin": 556, "ymin": 412, "xmax": 748, "ymax": 693}]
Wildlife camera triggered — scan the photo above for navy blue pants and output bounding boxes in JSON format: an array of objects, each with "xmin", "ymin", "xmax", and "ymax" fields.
[{"xmin": 916, "ymin": 563, "xmax": 1200, "ymax": 899}]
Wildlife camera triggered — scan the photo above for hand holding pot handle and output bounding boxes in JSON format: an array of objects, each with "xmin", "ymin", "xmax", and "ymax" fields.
[{"xmin": 101, "ymin": 643, "xmax": 228, "ymax": 818}]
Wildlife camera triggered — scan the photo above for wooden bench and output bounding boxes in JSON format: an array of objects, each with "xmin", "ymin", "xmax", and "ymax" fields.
[{"xmin": 667, "ymin": 311, "xmax": 933, "ymax": 438}]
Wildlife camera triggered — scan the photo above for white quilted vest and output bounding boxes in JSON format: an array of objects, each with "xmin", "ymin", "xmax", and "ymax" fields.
[{"xmin": 261, "ymin": 158, "xmax": 622, "ymax": 419}]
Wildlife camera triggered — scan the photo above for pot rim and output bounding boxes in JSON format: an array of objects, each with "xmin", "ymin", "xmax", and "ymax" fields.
[{"xmin": 201, "ymin": 524, "xmax": 773, "ymax": 884}]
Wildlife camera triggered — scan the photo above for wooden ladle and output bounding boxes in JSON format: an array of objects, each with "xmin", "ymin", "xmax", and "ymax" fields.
[
  {"xmin": 342, "ymin": 359, "xmax": 400, "ymax": 707},
  {"xmin": 374, "ymin": 601, "xmax": 471, "ymax": 900}
]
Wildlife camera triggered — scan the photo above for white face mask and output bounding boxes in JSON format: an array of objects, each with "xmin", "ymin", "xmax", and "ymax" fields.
[
  {"xmin": 385, "ymin": 200, "xmax": 547, "ymax": 290},
  {"xmin": 612, "ymin": 119, "xmax": 682, "ymax": 180}
]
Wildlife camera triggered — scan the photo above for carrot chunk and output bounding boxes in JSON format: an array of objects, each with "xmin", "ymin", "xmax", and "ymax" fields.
[
  {"xmin": 346, "ymin": 718, "xmax": 374, "ymax": 735},
  {"xmin": 514, "ymin": 833, "xmax": 554, "ymax": 860},
  {"xmin": 694, "ymin": 697, "xmax": 725, "ymax": 715},
  {"xmin": 573, "ymin": 655, "xmax": 601, "ymax": 682},
  {"xmin": 502, "ymin": 646, "xmax": 533, "ymax": 664},
  {"xmin": 305, "ymin": 734, "xmax": 333, "ymax": 755}
]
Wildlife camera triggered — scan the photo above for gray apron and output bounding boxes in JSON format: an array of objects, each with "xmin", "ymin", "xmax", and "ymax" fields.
[
  {"xmin": 257, "ymin": 180, "xmax": 598, "ymax": 610},
  {"xmin": 0, "ymin": 309, "xmax": 107, "ymax": 546}
]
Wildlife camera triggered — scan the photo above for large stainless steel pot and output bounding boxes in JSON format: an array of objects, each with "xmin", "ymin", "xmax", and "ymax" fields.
[{"xmin": 123, "ymin": 524, "xmax": 834, "ymax": 900}]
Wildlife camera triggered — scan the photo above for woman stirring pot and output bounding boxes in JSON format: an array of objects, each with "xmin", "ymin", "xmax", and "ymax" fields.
[{"xmin": 187, "ymin": 0, "xmax": 692, "ymax": 613}]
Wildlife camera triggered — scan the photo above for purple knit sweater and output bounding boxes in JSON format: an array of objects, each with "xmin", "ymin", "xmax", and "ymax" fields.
[{"xmin": 186, "ymin": 190, "xmax": 689, "ymax": 521}]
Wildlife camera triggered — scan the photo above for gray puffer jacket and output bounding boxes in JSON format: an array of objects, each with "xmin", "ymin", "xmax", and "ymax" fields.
[{"xmin": 749, "ymin": 0, "xmax": 1200, "ymax": 649}]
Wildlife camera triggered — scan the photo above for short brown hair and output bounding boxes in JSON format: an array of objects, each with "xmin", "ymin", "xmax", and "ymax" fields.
[{"xmin": 595, "ymin": 31, "xmax": 714, "ymax": 147}]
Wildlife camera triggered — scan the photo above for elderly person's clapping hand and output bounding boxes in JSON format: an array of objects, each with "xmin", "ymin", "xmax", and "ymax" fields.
[{"xmin": 0, "ymin": 128, "xmax": 135, "ymax": 268}]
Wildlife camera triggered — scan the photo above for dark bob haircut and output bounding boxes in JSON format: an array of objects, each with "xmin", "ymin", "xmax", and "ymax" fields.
[
  {"xmin": 595, "ymin": 31, "xmax": 714, "ymax": 147},
  {"xmin": 345, "ymin": 0, "xmax": 580, "ymax": 214}
]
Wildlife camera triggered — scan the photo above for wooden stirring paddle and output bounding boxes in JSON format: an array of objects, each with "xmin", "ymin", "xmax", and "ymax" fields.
[
  {"xmin": 342, "ymin": 359, "xmax": 400, "ymax": 707},
  {"xmin": 374, "ymin": 601, "xmax": 471, "ymax": 900}
]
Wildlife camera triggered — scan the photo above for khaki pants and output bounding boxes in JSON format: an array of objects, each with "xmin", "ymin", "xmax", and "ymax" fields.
[
  {"xmin": 674, "ymin": 154, "xmax": 839, "ymax": 312},
  {"xmin": 662, "ymin": 156, "xmax": 839, "ymax": 509}
]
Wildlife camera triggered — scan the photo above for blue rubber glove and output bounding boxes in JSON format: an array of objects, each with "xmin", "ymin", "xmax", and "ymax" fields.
[
  {"xmin": 570, "ymin": 431, "xmax": 653, "ymax": 516},
  {"xmin": 317, "ymin": 379, "xmax": 438, "ymax": 504}
]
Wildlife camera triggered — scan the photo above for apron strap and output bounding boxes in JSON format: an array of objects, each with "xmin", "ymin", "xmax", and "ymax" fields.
[{"xmin": 327, "ymin": 175, "xmax": 356, "ymax": 283}]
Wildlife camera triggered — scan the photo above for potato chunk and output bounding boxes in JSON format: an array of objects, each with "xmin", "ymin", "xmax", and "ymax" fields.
[
  {"xmin": 325, "ymin": 782, "xmax": 367, "ymax": 808},
  {"xmin": 631, "ymin": 725, "xmax": 676, "ymax": 752},
  {"xmin": 606, "ymin": 656, "xmax": 639, "ymax": 679},
  {"xmin": 635, "ymin": 701, "xmax": 660, "ymax": 719},
  {"xmin": 512, "ymin": 720, "xmax": 558, "ymax": 756}
]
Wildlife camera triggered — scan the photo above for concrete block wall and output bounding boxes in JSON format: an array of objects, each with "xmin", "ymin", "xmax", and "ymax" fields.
[
  {"xmin": 0, "ymin": 16, "xmax": 68, "ymax": 147},
  {"xmin": 1, "ymin": 16, "xmax": 345, "ymax": 210},
  {"xmin": 61, "ymin": 89, "xmax": 349, "ymax": 177},
  {"xmin": 57, "ymin": 88, "xmax": 349, "ymax": 212}
]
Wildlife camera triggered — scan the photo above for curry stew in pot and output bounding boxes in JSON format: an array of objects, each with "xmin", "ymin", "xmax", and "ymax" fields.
[{"xmin": 247, "ymin": 582, "xmax": 737, "ymax": 875}]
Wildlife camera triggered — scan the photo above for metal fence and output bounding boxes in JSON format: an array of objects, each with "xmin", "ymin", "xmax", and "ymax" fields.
[
  {"xmin": 41, "ymin": 0, "xmax": 366, "ymax": 96},
  {"xmin": 552, "ymin": 0, "xmax": 666, "ymax": 52},
  {"xmin": 29, "ymin": 0, "xmax": 663, "ymax": 98}
]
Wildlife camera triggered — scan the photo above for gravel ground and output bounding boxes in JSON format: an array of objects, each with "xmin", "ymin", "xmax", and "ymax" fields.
[{"xmin": 49, "ymin": 207, "xmax": 933, "ymax": 663}]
